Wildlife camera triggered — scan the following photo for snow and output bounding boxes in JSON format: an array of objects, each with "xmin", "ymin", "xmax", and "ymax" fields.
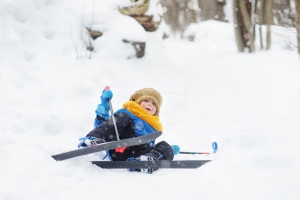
[{"xmin": 1, "ymin": 1, "xmax": 300, "ymax": 200}]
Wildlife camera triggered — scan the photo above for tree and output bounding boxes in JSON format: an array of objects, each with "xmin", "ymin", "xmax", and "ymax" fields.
[
  {"xmin": 233, "ymin": 0, "xmax": 254, "ymax": 52},
  {"xmin": 295, "ymin": 0, "xmax": 300, "ymax": 57},
  {"xmin": 160, "ymin": 0, "xmax": 198, "ymax": 36},
  {"xmin": 197, "ymin": 0, "xmax": 227, "ymax": 22},
  {"xmin": 256, "ymin": 0, "xmax": 273, "ymax": 50},
  {"xmin": 160, "ymin": 0, "xmax": 226, "ymax": 36}
]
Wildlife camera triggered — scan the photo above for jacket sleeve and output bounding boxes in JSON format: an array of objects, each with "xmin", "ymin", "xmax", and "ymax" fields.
[
  {"xmin": 93, "ymin": 115, "xmax": 105, "ymax": 128},
  {"xmin": 87, "ymin": 112, "xmax": 136, "ymax": 142}
]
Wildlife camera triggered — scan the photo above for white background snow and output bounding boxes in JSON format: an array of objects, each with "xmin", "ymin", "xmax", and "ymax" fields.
[{"xmin": 1, "ymin": 0, "xmax": 300, "ymax": 200}]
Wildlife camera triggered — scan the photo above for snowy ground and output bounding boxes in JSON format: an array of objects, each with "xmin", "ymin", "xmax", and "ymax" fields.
[{"xmin": 1, "ymin": 1, "xmax": 300, "ymax": 200}]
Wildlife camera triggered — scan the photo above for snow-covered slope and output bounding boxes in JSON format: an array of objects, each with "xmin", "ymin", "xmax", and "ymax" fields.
[{"xmin": 1, "ymin": 1, "xmax": 300, "ymax": 200}]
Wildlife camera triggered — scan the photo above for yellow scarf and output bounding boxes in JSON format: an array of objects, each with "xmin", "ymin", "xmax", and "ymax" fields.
[{"xmin": 122, "ymin": 101, "xmax": 162, "ymax": 131}]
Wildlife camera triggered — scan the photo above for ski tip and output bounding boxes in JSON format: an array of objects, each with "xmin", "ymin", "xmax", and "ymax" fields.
[
  {"xmin": 51, "ymin": 155, "xmax": 59, "ymax": 161},
  {"xmin": 51, "ymin": 154, "xmax": 63, "ymax": 161}
]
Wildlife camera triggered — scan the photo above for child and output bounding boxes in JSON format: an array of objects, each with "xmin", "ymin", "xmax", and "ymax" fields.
[{"xmin": 78, "ymin": 88, "xmax": 174, "ymax": 172}]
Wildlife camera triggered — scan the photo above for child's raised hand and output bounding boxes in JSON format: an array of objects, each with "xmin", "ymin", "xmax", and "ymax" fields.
[{"xmin": 101, "ymin": 89, "xmax": 113, "ymax": 104}]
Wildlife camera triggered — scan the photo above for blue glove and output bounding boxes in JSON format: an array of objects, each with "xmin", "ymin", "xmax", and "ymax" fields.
[
  {"xmin": 95, "ymin": 89, "xmax": 113, "ymax": 119},
  {"xmin": 101, "ymin": 89, "xmax": 113, "ymax": 104},
  {"xmin": 95, "ymin": 104, "xmax": 109, "ymax": 119}
]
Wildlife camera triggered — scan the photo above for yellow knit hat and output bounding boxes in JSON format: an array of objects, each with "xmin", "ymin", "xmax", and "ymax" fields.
[{"xmin": 129, "ymin": 88, "xmax": 162, "ymax": 115}]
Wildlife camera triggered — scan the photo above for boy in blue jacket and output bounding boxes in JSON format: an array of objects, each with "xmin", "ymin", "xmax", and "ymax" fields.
[{"xmin": 79, "ymin": 88, "xmax": 174, "ymax": 172}]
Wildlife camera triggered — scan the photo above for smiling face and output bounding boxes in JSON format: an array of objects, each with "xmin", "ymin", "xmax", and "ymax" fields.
[{"xmin": 139, "ymin": 99, "xmax": 157, "ymax": 115}]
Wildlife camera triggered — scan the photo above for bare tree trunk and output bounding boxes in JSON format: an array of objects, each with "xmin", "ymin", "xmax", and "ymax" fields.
[
  {"xmin": 197, "ymin": 0, "xmax": 226, "ymax": 21},
  {"xmin": 233, "ymin": 0, "xmax": 245, "ymax": 52},
  {"xmin": 239, "ymin": 0, "xmax": 255, "ymax": 52},
  {"xmin": 259, "ymin": 26, "xmax": 263, "ymax": 49},
  {"xmin": 179, "ymin": 0, "xmax": 197, "ymax": 37},
  {"xmin": 233, "ymin": 0, "xmax": 254, "ymax": 52},
  {"xmin": 295, "ymin": 0, "xmax": 300, "ymax": 57},
  {"xmin": 255, "ymin": 0, "xmax": 263, "ymax": 49},
  {"xmin": 161, "ymin": 0, "xmax": 227, "ymax": 35},
  {"xmin": 265, "ymin": 0, "xmax": 273, "ymax": 50},
  {"xmin": 160, "ymin": 0, "xmax": 181, "ymax": 33},
  {"xmin": 256, "ymin": 0, "xmax": 273, "ymax": 50},
  {"xmin": 160, "ymin": 0, "xmax": 198, "ymax": 36}
]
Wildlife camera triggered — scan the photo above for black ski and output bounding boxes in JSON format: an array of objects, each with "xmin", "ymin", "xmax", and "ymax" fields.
[
  {"xmin": 91, "ymin": 160, "xmax": 211, "ymax": 169},
  {"xmin": 52, "ymin": 131, "xmax": 162, "ymax": 161}
]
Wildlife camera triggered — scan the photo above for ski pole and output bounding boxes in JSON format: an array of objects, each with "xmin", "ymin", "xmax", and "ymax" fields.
[
  {"xmin": 104, "ymin": 86, "xmax": 120, "ymax": 141},
  {"xmin": 174, "ymin": 142, "xmax": 218, "ymax": 155},
  {"xmin": 104, "ymin": 86, "xmax": 126, "ymax": 153},
  {"xmin": 179, "ymin": 151, "xmax": 211, "ymax": 155}
]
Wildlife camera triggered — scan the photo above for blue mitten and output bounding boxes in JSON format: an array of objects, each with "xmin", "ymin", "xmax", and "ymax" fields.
[
  {"xmin": 95, "ymin": 104, "xmax": 109, "ymax": 119},
  {"xmin": 101, "ymin": 89, "xmax": 113, "ymax": 105},
  {"xmin": 95, "ymin": 89, "xmax": 113, "ymax": 119}
]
